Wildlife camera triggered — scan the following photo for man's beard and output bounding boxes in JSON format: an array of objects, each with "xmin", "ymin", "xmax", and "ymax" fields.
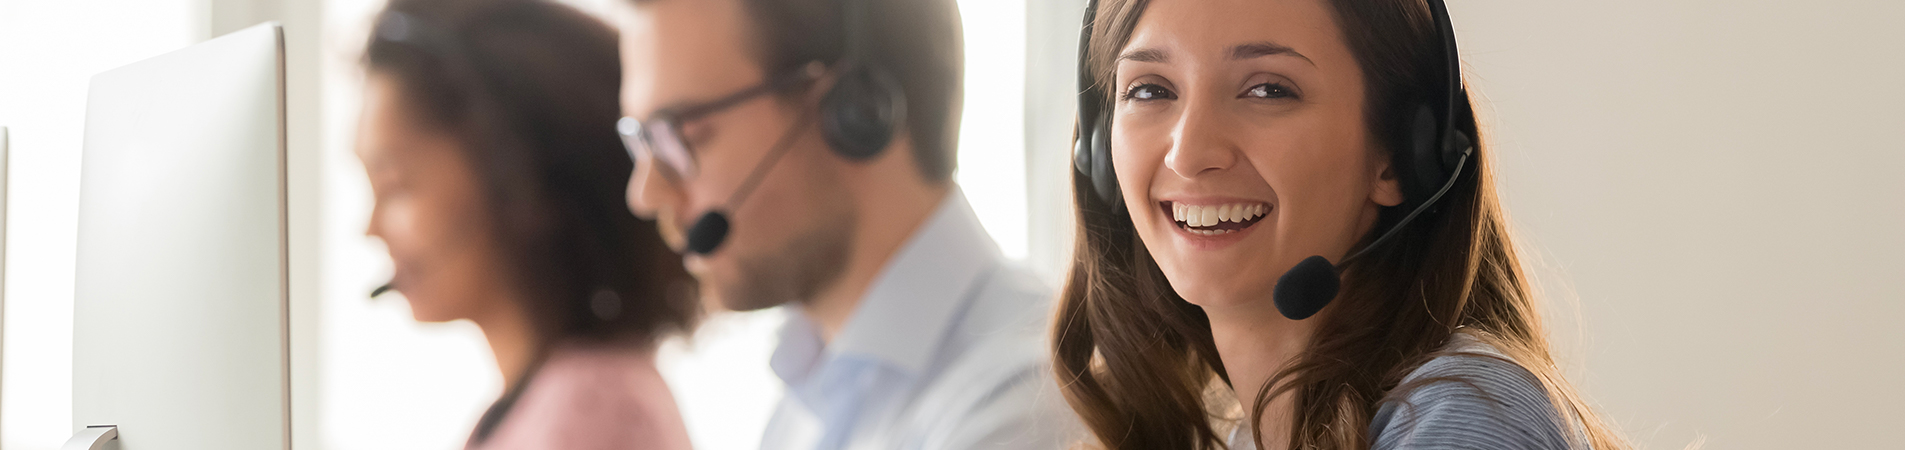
[{"xmin": 711, "ymin": 202, "xmax": 855, "ymax": 312}]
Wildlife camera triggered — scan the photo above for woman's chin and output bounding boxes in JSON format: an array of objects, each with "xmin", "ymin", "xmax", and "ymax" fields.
[
  {"xmin": 405, "ymin": 306, "xmax": 459, "ymax": 324},
  {"xmin": 399, "ymin": 292, "xmax": 463, "ymax": 323},
  {"xmin": 1168, "ymin": 278, "xmax": 1273, "ymax": 313},
  {"xmin": 1155, "ymin": 255, "xmax": 1266, "ymax": 299}
]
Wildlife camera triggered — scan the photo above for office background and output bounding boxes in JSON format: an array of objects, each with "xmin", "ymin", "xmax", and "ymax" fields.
[{"xmin": 1, "ymin": 0, "xmax": 1900, "ymax": 449}]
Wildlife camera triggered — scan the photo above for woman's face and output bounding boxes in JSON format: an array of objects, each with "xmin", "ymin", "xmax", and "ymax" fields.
[
  {"xmin": 1112, "ymin": 0, "xmax": 1404, "ymax": 311},
  {"xmin": 356, "ymin": 73, "xmax": 517, "ymax": 323}
]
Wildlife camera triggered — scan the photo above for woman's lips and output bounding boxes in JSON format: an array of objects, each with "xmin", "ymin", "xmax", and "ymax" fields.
[{"xmin": 1162, "ymin": 201, "xmax": 1271, "ymax": 236}]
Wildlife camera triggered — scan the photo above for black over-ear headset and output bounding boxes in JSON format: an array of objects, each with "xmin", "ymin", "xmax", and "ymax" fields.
[
  {"xmin": 1072, "ymin": 0, "xmax": 1476, "ymax": 320},
  {"xmin": 821, "ymin": 0, "xmax": 908, "ymax": 160}
]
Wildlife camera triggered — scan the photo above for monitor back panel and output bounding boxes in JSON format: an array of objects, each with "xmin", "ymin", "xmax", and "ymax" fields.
[{"xmin": 73, "ymin": 23, "xmax": 287, "ymax": 450}]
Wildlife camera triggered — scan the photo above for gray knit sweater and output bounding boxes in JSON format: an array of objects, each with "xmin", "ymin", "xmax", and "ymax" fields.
[{"xmin": 1228, "ymin": 334, "xmax": 1586, "ymax": 449}]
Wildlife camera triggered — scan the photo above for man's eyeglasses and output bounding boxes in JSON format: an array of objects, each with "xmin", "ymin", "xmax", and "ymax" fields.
[{"xmin": 619, "ymin": 62, "xmax": 824, "ymax": 181}]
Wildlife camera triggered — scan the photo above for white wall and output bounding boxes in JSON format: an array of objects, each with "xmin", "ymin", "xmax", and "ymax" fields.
[
  {"xmin": 1023, "ymin": 0, "xmax": 1081, "ymax": 285},
  {"xmin": 1453, "ymin": 1, "xmax": 1905, "ymax": 448}
]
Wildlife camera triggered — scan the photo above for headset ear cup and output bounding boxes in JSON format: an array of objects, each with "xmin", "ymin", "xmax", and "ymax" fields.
[
  {"xmin": 822, "ymin": 66, "xmax": 907, "ymax": 160},
  {"xmin": 1072, "ymin": 125, "xmax": 1094, "ymax": 176},
  {"xmin": 1407, "ymin": 105, "xmax": 1446, "ymax": 203},
  {"xmin": 1442, "ymin": 128, "xmax": 1472, "ymax": 170},
  {"xmin": 1088, "ymin": 121, "xmax": 1123, "ymax": 212}
]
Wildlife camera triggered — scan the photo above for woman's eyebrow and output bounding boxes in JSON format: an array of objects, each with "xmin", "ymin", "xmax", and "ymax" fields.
[
  {"xmin": 1118, "ymin": 47, "xmax": 1169, "ymax": 64},
  {"xmin": 1229, "ymin": 41, "xmax": 1314, "ymax": 66}
]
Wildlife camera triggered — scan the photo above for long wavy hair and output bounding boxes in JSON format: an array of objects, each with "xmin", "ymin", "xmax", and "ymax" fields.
[{"xmin": 1050, "ymin": 1, "xmax": 1628, "ymax": 449}]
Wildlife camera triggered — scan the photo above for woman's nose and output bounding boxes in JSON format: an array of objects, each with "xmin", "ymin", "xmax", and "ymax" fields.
[
  {"xmin": 364, "ymin": 204, "xmax": 382, "ymax": 238},
  {"xmin": 1163, "ymin": 99, "xmax": 1239, "ymax": 178}
]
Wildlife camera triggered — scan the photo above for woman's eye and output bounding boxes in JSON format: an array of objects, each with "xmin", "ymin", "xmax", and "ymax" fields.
[
  {"xmin": 1122, "ymin": 83, "xmax": 1176, "ymax": 101},
  {"xmin": 1243, "ymin": 82, "xmax": 1297, "ymax": 100}
]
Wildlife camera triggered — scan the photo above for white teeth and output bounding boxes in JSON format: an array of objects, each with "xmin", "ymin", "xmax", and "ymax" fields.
[{"xmin": 1173, "ymin": 202, "xmax": 1269, "ymax": 229}]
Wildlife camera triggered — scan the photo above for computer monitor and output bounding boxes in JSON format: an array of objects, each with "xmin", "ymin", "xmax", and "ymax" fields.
[{"xmin": 69, "ymin": 23, "xmax": 286, "ymax": 450}]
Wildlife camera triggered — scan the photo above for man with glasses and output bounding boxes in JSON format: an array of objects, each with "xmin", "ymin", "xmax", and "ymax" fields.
[{"xmin": 612, "ymin": 0, "xmax": 1078, "ymax": 449}]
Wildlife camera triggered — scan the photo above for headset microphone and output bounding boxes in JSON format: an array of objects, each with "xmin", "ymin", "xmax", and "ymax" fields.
[
  {"xmin": 679, "ymin": 110, "xmax": 813, "ymax": 256},
  {"xmin": 370, "ymin": 281, "xmax": 395, "ymax": 298},
  {"xmin": 1273, "ymin": 256, "xmax": 1339, "ymax": 320},
  {"xmin": 684, "ymin": 211, "xmax": 731, "ymax": 255},
  {"xmin": 1270, "ymin": 149, "xmax": 1472, "ymax": 320}
]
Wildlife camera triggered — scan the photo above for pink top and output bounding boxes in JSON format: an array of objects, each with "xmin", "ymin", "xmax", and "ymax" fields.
[{"xmin": 468, "ymin": 344, "xmax": 693, "ymax": 450}]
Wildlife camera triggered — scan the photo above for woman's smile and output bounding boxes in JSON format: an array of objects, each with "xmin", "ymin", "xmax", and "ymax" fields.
[{"xmin": 1158, "ymin": 198, "xmax": 1274, "ymax": 247}]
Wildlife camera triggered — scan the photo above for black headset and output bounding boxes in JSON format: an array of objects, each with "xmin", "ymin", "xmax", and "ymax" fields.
[
  {"xmin": 1072, "ymin": 0, "xmax": 1476, "ymax": 320},
  {"xmin": 820, "ymin": 0, "xmax": 907, "ymax": 160}
]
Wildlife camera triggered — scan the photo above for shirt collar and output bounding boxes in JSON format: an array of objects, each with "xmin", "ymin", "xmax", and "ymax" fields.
[{"xmin": 770, "ymin": 188, "xmax": 1004, "ymax": 384}]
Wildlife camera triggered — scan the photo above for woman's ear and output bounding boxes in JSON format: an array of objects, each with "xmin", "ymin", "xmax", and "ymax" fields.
[{"xmin": 1371, "ymin": 158, "xmax": 1405, "ymax": 207}]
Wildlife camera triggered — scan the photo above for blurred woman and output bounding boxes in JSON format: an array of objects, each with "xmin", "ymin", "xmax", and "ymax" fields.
[
  {"xmin": 356, "ymin": 0, "xmax": 697, "ymax": 448},
  {"xmin": 1051, "ymin": 0, "xmax": 1627, "ymax": 449}
]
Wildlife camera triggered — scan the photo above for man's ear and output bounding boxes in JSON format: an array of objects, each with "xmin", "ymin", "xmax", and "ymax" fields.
[{"xmin": 1371, "ymin": 158, "xmax": 1405, "ymax": 207}]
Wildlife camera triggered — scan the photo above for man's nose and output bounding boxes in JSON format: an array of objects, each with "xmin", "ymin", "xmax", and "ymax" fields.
[{"xmin": 626, "ymin": 154, "xmax": 676, "ymax": 219}]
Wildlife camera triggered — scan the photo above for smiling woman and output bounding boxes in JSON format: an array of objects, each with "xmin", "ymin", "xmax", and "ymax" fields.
[{"xmin": 1051, "ymin": 0, "xmax": 1629, "ymax": 449}]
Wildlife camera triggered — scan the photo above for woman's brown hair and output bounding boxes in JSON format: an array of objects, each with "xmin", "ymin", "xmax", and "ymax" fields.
[
  {"xmin": 1051, "ymin": 0, "xmax": 1628, "ymax": 449},
  {"xmin": 364, "ymin": 0, "xmax": 698, "ymax": 347}
]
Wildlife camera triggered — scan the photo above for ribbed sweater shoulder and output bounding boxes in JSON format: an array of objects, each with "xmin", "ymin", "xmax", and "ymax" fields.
[{"xmin": 1368, "ymin": 333, "xmax": 1586, "ymax": 450}]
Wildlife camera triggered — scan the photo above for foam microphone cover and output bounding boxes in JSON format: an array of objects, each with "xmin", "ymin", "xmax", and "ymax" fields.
[
  {"xmin": 685, "ymin": 211, "xmax": 731, "ymax": 255},
  {"xmin": 1274, "ymin": 255, "xmax": 1340, "ymax": 320}
]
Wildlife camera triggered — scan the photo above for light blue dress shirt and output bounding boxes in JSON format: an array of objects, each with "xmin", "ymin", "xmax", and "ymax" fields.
[{"xmin": 759, "ymin": 189, "xmax": 1080, "ymax": 450}]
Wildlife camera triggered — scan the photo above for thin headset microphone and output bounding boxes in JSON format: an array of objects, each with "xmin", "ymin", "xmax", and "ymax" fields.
[
  {"xmin": 1270, "ymin": 0, "xmax": 1473, "ymax": 321},
  {"xmin": 682, "ymin": 111, "xmax": 815, "ymax": 255},
  {"xmin": 1270, "ymin": 150, "xmax": 1470, "ymax": 320}
]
